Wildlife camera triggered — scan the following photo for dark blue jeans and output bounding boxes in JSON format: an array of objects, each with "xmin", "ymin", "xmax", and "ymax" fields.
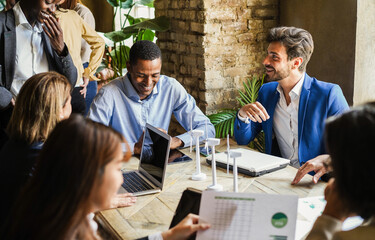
[
  {"xmin": 85, "ymin": 80, "xmax": 98, "ymax": 116},
  {"xmin": 83, "ymin": 62, "xmax": 98, "ymax": 116}
]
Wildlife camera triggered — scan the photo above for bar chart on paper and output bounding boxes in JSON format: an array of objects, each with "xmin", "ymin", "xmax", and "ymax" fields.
[
  {"xmin": 210, "ymin": 196, "xmax": 255, "ymax": 239},
  {"xmin": 197, "ymin": 191, "xmax": 298, "ymax": 240}
]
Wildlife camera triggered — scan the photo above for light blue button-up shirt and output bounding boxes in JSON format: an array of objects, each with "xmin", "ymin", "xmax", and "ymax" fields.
[{"xmin": 88, "ymin": 74, "xmax": 215, "ymax": 153}]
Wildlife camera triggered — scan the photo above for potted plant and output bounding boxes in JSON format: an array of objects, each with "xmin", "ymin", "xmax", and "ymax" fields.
[
  {"xmin": 207, "ymin": 75, "xmax": 265, "ymax": 152},
  {"xmin": 103, "ymin": 0, "xmax": 170, "ymax": 78}
]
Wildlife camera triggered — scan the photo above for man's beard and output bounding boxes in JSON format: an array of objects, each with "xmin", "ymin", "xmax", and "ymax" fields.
[{"xmin": 264, "ymin": 65, "xmax": 290, "ymax": 82}]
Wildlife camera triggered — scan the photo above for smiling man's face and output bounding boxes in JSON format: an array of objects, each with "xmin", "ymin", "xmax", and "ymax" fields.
[
  {"xmin": 35, "ymin": 0, "xmax": 60, "ymax": 23},
  {"xmin": 127, "ymin": 58, "xmax": 162, "ymax": 100},
  {"xmin": 262, "ymin": 41, "xmax": 294, "ymax": 82}
]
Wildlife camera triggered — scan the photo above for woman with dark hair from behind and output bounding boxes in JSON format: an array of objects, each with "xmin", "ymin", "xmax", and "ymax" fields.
[
  {"xmin": 0, "ymin": 115, "xmax": 209, "ymax": 239},
  {"xmin": 0, "ymin": 72, "xmax": 72, "ymax": 228},
  {"xmin": 306, "ymin": 102, "xmax": 375, "ymax": 239}
]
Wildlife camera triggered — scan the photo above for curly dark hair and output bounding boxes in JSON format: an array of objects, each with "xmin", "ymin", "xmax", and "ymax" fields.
[
  {"xmin": 325, "ymin": 102, "xmax": 375, "ymax": 220},
  {"xmin": 129, "ymin": 40, "xmax": 162, "ymax": 66}
]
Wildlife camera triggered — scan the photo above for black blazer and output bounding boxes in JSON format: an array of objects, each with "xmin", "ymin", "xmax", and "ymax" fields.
[
  {"xmin": 0, "ymin": 9, "xmax": 78, "ymax": 109},
  {"xmin": 0, "ymin": 139, "xmax": 40, "ymax": 228}
]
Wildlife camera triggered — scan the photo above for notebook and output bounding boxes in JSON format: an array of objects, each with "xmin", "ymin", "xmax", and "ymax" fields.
[
  {"xmin": 206, "ymin": 148, "xmax": 290, "ymax": 177},
  {"xmin": 119, "ymin": 123, "xmax": 171, "ymax": 196}
]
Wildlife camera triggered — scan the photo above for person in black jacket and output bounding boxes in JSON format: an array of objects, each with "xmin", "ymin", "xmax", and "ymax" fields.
[{"xmin": 0, "ymin": 0, "xmax": 77, "ymax": 147}]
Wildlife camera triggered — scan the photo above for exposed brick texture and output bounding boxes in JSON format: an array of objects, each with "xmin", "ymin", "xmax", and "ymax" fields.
[{"xmin": 154, "ymin": 0, "xmax": 279, "ymax": 135}]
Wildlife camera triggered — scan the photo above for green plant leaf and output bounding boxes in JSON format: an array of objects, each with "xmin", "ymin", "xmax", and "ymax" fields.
[
  {"xmin": 238, "ymin": 90, "xmax": 251, "ymax": 104},
  {"xmin": 122, "ymin": 16, "xmax": 170, "ymax": 33},
  {"xmin": 120, "ymin": 0, "xmax": 134, "ymax": 9},
  {"xmin": 207, "ymin": 110, "xmax": 237, "ymax": 138},
  {"xmin": 126, "ymin": 15, "xmax": 146, "ymax": 26},
  {"xmin": 106, "ymin": 0, "xmax": 119, "ymax": 7},
  {"xmin": 138, "ymin": 0, "xmax": 154, "ymax": 7},
  {"xmin": 141, "ymin": 29, "xmax": 155, "ymax": 41},
  {"xmin": 104, "ymin": 30, "xmax": 133, "ymax": 42},
  {"xmin": 110, "ymin": 45, "xmax": 130, "ymax": 70},
  {"xmin": 127, "ymin": 15, "xmax": 135, "ymax": 25}
]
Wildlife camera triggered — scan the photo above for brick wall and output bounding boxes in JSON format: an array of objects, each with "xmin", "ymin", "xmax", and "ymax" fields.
[{"xmin": 154, "ymin": 0, "xmax": 279, "ymax": 134}]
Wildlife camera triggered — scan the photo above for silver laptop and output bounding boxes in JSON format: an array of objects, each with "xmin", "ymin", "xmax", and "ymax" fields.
[
  {"xmin": 206, "ymin": 148, "xmax": 290, "ymax": 177},
  {"xmin": 120, "ymin": 123, "xmax": 171, "ymax": 196}
]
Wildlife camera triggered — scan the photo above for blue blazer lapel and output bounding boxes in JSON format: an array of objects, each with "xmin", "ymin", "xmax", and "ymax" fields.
[
  {"xmin": 263, "ymin": 85, "xmax": 279, "ymax": 154},
  {"xmin": 298, "ymin": 73, "xmax": 312, "ymax": 145},
  {"xmin": 4, "ymin": 10, "xmax": 16, "ymax": 89}
]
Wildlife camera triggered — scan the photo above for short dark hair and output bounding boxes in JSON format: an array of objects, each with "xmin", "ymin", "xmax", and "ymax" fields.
[
  {"xmin": 267, "ymin": 26, "xmax": 314, "ymax": 72},
  {"xmin": 325, "ymin": 102, "xmax": 375, "ymax": 220},
  {"xmin": 129, "ymin": 40, "xmax": 162, "ymax": 66}
]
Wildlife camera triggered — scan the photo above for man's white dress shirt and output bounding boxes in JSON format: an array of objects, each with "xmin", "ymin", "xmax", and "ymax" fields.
[
  {"xmin": 11, "ymin": 2, "xmax": 49, "ymax": 97},
  {"xmin": 273, "ymin": 75, "xmax": 304, "ymax": 168},
  {"xmin": 238, "ymin": 74, "xmax": 305, "ymax": 168}
]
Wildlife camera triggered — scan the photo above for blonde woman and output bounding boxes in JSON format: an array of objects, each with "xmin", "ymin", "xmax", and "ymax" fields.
[{"xmin": 0, "ymin": 72, "xmax": 72, "ymax": 228}]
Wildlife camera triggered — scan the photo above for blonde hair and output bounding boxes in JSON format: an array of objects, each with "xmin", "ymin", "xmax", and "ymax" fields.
[{"xmin": 7, "ymin": 72, "xmax": 72, "ymax": 144}]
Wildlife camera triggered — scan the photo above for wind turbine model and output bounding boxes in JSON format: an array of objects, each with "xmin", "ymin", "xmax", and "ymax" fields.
[
  {"xmin": 204, "ymin": 119, "xmax": 209, "ymax": 154},
  {"xmin": 189, "ymin": 113, "xmax": 193, "ymax": 153},
  {"xmin": 207, "ymin": 138, "xmax": 223, "ymax": 191},
  {"xmin": 229, "ymin": 151, "xmax": 241, "ymax": 192},
  {"xmin": 191, "ymin": 130, "xmax": 206, "ymax": 181}
]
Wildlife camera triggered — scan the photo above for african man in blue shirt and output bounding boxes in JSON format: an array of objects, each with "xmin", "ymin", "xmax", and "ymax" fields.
[{"xmin": 88, "ymin": 40, "xmax": 215, "ymax": 155}]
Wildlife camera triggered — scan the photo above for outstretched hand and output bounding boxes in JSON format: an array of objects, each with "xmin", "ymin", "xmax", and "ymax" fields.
[
  {"xmin": 161, "ymin": 214, "xmax": 210, "ymax": 240},
  {"xmin": 156, "ymin": 128, "xmax": 183, "ymax": 149},
  {"xmin": 109, "ymin": 193, "xmax": 137, "ymax": 208},
  {"xmin": 292, "ymin": 154, "xmax": 331, "ymax": 185}
]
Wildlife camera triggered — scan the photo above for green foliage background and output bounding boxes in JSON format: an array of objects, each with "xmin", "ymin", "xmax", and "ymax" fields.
[{"xmin": 208, "ymin": 75, "xmax": 266, "ymax": 152}]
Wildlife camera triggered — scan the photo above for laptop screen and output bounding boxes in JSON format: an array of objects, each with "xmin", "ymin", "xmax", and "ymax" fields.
[{"xmin": 139, "ymin": 124, "xmax": 170, "ymax": 183}]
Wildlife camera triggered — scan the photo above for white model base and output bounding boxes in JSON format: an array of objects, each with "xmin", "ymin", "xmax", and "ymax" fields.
[
  {"xmin": 207, "ymin": 184, "xmax": 223, "ymax": 191},
  {"xmin": 192, "ymin": 172, "xmax": 207, "ymax": 181}
]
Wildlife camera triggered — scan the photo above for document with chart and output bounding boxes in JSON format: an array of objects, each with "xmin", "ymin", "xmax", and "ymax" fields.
[{"xmin": 196, "ymin": 191, "xmax": 298, "ymax": 240}]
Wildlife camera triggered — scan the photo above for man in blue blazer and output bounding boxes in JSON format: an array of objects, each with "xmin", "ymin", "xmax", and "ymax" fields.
[{"xmin": 234, "ymin": 27, "xmax": 349, "ymax": 183}]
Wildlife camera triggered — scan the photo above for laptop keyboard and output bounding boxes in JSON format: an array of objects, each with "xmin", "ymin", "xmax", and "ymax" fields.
[{"xmin": 122, "ymin": 172, "xmax": 154, "ymax": 193}]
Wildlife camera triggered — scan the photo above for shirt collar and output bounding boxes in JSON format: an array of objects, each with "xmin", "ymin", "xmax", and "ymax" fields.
[
  {"xmin": 290, "ymin": 73, "xmax": 305, "ymax": 98},
  {"xmin": 276, "ymin": 72, "xmax": 305, "ymax": 100},
  {"xmin": 13, "ymin": 2, "xmax": 43, "ymax": 33},
  {"xmin": 123, "ymin": 73, "xmax": 159, "ymax": 102}
]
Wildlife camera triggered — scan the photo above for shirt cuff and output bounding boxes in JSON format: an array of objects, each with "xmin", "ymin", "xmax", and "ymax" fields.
[
  {"xmin": 83, "ymin": 67, "xmax": 100, "ymax": 81},
  {"xmin": 148, "ymin": 232, "xmax": 163, "ymax": 240},
  {"xmin": 176, "ymin": 133, "xmax": 191, "ymax": 147},
  {"xmin": 237, "ymin": 112, "xmax": 250, "ymax": 124},
  {"xmin": 57, "ymin": 44, "xmax": 69, "ymax": 57}
]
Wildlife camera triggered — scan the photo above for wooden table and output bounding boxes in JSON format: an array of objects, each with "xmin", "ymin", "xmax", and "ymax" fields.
[{"xmin": 96, "ymin": 139, "xmax": 326, "ymax": 240}]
